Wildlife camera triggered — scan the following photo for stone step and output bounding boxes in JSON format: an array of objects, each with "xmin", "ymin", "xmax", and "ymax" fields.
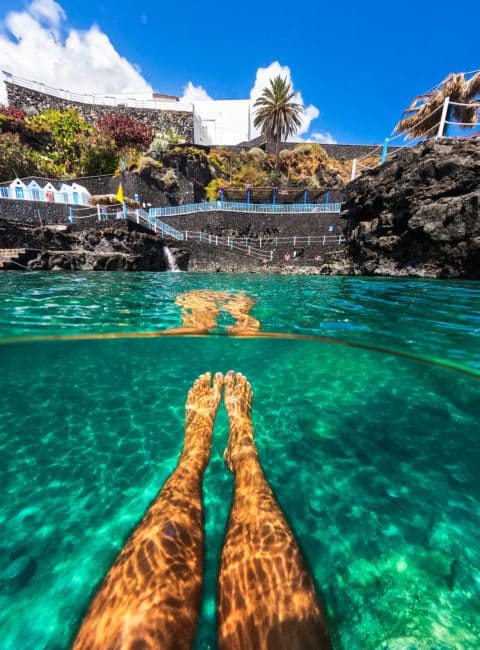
[{"xmin": 0, "ymin": 248, "xmax": 26, "ymax": 259}]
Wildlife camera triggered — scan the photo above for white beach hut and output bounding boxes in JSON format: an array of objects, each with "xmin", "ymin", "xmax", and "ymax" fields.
[
  {"xmin": 27, "ymin": 180, "xmax": 44, "ymax": 201},
  {"xmin": 71, "ymin": 183, "xmax": 91, "ymax": 205},
  {"xmin": 9, "ymin": 178, "xmax": 28, "ymax": 200},
  {"xmin": 42, "ymin": 182, "xmax": 58, "ymax": 203},
  {"xmin": 59, "ymin": 183, "xmax": 74, "ymax": 204}
]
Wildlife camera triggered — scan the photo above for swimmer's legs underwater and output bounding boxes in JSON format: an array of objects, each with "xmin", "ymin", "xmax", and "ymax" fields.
[
  {"xmin": 73, "ymin": 372, "xmax": 223, "ymax": 650},
  {"xmin": 173, "ymin": 291, "xmax": 260, "ymax": 334},
  {"xmin": 218, "ymin": 371, "xmax": 332, "ymax": 650}
]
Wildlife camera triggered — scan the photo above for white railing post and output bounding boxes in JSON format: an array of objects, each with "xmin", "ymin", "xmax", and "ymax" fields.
[
  {"xmin": 437, "ymin": 96, "xmax": 450, "ymax": 138},
  {"xmin": 351, "ymin": 159, "xmax": 357, "ymax": 181},
  {"xmin": 97, "ymin": 204, "xmax": 101, "ymax": 221}
]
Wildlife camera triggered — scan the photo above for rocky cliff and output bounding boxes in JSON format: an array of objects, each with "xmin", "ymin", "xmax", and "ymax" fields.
[
  {"xmin": 342, "ymin": 138, "xmax": 480, "ymax": 278},
  {"xmin": 0, "ymin": 220, "xmax": 174, "ymax": 271}
]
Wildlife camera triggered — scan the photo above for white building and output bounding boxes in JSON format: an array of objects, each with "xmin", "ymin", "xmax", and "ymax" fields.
[{"xmin": 193, "ymin": 100, "xmax": 252, "ymax": 146}]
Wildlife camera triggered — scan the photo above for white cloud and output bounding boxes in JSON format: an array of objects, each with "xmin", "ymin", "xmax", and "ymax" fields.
[
  {"xmin": 249, "ymin": 61, "xmax": 320, "ymax": 138},
  {"xmin": 30, "ymin": 0, "xmax": 65, "ymax": 28},
  {"xmin": 0, "ymin": 0, "xmax": 152, "ymax": 103},
  {"xmin": 180, "ymin": 81, "xmax": 213, "ymax": 103},
  {"xmin": 311, "ymin": 131, "xmax": 337, "ymax": 144}
]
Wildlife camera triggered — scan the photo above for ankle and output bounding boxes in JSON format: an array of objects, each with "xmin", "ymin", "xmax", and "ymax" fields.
[{"xmin": 228, "ymin": 438, "xmax": 259, "ymax": 473}]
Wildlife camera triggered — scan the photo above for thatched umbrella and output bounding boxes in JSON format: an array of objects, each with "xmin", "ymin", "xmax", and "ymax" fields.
[
  {"xmin": 89, "ymin": 194, "xmax": 140, "ymax": 209},
  {"xmin": 395, "ymin": 71, "xmax": 480, "ymax": 139}
]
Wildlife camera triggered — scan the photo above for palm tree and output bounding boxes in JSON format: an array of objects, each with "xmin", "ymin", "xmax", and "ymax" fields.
[
  {"xmin": 253, "ymin": 76, "xmax": 303, "ymax": 167},
  {"xmin": 395, "ymin": 71, "xmax": 480, "ymax": 139}
]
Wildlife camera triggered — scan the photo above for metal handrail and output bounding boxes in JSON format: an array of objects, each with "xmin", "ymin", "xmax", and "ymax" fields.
[
  {"xmin": 2, "ymin": 71, "xmax": 193, "ymax": 113},
  {"xmin": 149, "ymin": 201, "xmax": 342, "ymax": 218}
]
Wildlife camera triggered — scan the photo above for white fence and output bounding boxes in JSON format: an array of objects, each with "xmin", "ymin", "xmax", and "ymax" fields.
[
  {"xmin": 125, "ymin": 209, "xmax": 345, "ymax": 262},
  {"xmin": 149, "ymin": 201, "xmax": 342, "ymax": 218},
  {"xmin": 2, "ymin": 71, "xmax": 193, "ymax": 113},
  {"xmin": 351, "ymin": 95, "xmax": 479, "ymax": 180}
]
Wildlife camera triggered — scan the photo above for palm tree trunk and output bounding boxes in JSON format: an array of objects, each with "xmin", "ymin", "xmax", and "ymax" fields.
[{"xmin": 275, "ymin": 135, "xmax": 280, "ymax": 169}]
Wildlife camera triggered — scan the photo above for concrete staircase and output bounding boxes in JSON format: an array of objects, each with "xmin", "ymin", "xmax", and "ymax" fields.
[{"xmin": 0, "ymin": 248, "xmax": 29, "ymax": 269}]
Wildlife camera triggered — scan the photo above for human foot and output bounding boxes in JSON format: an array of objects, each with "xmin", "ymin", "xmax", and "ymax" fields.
[
  {"xmin": 223, "ymin": 371, "xmax": 257, "ymax": 472},
  {"xmin": 184, "ymin": 372, "xmax": 223, "ymax": 462}
]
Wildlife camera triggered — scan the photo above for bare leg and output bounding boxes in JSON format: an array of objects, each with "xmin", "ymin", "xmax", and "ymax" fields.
[
  {"xmin": 73, "ymin": 372, "xmax": 223, "ymax": 650},
  {"xmin": 174, "ymin": 290, "xmax": 223, "ymax": 331},
  {"xmin": 218, "ymin": 372, "xmax": 331, "ymax": 650},
  {"xmin": 223, "ymin": 295, "xmax": 260, "ymax": 335},
  {"xmin": 171, "ymin": 290, "xmax": 260, "ymax": 335}
]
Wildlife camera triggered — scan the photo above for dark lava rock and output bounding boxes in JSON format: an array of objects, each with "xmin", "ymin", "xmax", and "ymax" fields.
[
  {"xmin": 0, "ymin": 220, "xmax": 183, "ymax": 271},
  {"xmin": 342, "ymin": 137, "xmax": 480, "ymax": 278}
]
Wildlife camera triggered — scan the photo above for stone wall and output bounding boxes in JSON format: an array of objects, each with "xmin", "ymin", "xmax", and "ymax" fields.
[
  {"xmin": 163, "ymin": 210, "xmax": 346, "ymax": 268},
  {"xmin": 5, "ymin": 82, "xmax": 194, "ymax": 141},
  {"xmin": 233, "ymin": 140, "xmax": 398, "ymax": 160},
  {"xmin": 71, "ymin": 171, "xmax": 196, "ymax": 207},
  {"xmin": 0, "ymin": 198, "xmax": 72, "ymax": 225}
]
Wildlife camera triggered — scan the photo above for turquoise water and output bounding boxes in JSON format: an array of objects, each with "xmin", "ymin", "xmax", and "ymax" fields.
[{"xmin": 1, "ymin": 272, "xmax": 480, "ymax": 649}]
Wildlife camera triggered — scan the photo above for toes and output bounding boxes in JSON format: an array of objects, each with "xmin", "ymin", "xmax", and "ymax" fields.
[
  {"xmin": 188, "ymin": 372, "xmax": 210, "ymax": 400},
  {"xmin": 224, "ymin": 370, "xmax": 236, "ymax": 392},
  {"xmin": 213, "ymin": 372, "xmax": 224, "ymax": 395},
  {"xmin": 199, "ymin": 371, "xmax": 211, "ymax": 390}
]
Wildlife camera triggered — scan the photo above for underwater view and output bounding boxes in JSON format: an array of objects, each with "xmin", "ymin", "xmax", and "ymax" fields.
[{"xmin": 1, "ymin": 272, "xmax": 479, "ymax": 649}]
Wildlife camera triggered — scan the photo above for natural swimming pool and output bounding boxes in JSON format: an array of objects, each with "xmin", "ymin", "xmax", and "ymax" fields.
[{"xmin": 1, "ymin": 272, "xmax": 479, "ymax": 649}]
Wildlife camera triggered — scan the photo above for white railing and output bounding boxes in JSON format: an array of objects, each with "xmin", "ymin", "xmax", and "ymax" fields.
[
  {"xmin": 127, "ymin": 209, "xmax": 186, "ymax": 240},
  {"xmin": 2, "ymin": 71, "xmax": 193, "ymax": 113},
  {"xmin": 149, "ymin": 201, "xmax": 342, "ymax": 218},
  {"xmin": 351, "ymin": 94, "xmax": 480, "ymax": 180},
  {"xmin": 0, "ymin": 185, "xmax": 91, "ymax": 206},
  {"xmin": 66, "ymin": 206, "xmax": 347, "ymax": 262}
]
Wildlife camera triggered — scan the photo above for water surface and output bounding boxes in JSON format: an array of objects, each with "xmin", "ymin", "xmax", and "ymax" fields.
[{"xmin": 0, "ymin": 273, "xmax": 479, "ymax": 649}]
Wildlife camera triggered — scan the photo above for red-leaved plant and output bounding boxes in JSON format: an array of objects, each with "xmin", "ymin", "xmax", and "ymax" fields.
[{"xmin": 96, "ymin": 113, "xmax": 153, "ymax": 150}]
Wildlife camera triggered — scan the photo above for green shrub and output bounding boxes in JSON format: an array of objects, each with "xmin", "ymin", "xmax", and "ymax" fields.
[
  {"xmin": 0, "ymin": 133, "xmax": 38, "ymax": 181},
  {"xmin": 245, "ymin": 147, "xmax": 266, "ymax": 167},
  {"xmin": 205, "ymin": 178, "xmax": 226, "ymax": 201},
  {"xmin": 232, "ymin": 163, "xmax": 267, "ymax": 187},
  {"xmin": 78, "ymin": 134, "xmax": 119, "ymax": 176}
]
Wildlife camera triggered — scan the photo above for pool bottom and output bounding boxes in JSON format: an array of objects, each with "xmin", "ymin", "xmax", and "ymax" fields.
[{"xmin": 0, "ymin": 336, "xmax": 479, "ymax": 649}]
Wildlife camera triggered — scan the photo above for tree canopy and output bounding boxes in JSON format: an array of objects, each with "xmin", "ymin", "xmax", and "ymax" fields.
[{"xmin": 253, "ymin": 76, "xmax": 303, "ymax": 166}]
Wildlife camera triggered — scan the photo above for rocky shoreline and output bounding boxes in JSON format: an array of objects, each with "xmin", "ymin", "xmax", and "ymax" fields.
[
  {"xmin": 342, "ymin": 138, "xmax": 480, "ymax": 279},
  {"xmin": 1, "ymin": 138, "xmax": 478, "ymax": 276},
  {"xmin": 0, "ymin": 221, "xmax": 169, "ymax": 271}
]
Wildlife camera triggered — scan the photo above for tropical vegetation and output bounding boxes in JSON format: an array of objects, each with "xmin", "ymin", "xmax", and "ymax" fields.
[
  {"xmin": 0, "ymin": 105, "xmax": 162, "ymax": 181},
  {"xmin": 253, "ymin": 76, "xmax": 303, "ymax": 167}
]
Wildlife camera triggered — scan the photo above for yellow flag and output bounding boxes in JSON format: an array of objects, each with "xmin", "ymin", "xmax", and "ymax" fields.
[{"xmin": 116, "ymin": 183, "xmax": 124, "ymax": 203}]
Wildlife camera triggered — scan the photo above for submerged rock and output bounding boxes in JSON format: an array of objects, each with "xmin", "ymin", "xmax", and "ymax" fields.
[{"xmin": 0, "ymin": 552, "xmax": 36, "ymax": 593}]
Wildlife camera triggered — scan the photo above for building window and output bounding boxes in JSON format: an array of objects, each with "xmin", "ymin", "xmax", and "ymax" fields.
[
  {"xmin": 32, "ymin": 189, "xmax": 40, "ymax": 201},
  {"xmin": 15, "ymin": 186, "xmax": 24, "ymax": 199}
]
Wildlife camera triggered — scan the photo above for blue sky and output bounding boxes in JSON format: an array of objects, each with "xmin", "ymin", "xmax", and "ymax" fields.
[{"xmin": 0, "ymin": 0, "xmax": 478, "ymax": 144}]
